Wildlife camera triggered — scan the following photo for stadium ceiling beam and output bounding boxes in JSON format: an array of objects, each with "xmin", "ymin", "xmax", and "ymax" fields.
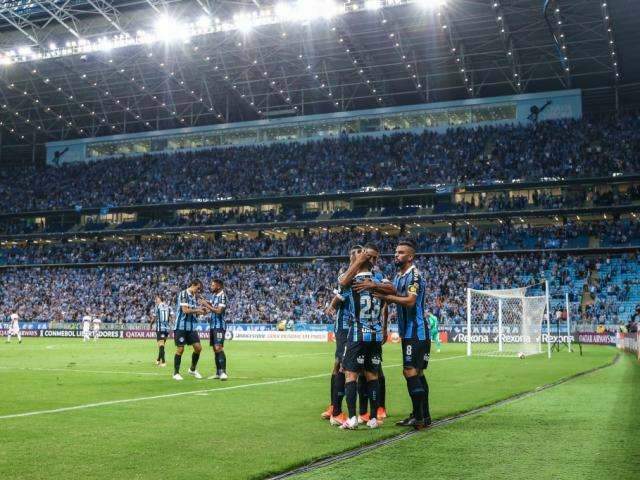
[
  {"xmin": 84, "ymin": 0, "xmax": 129, "ymax": 37},
  {"xmin": 437, "ymin": 4, "xmax": 474, "ymax": 97},
  {"xmin": 194, "ymin": 0, "xmax": 213, "ymax": 16},
  {"xmin": 599, "ymin": 2, "xmax": 620, "ymax": 83},
  {"xmin": 0, "ymin": 10, "xmax": 40, "ymax": 46},
  {"xmin": 296, "ymin": 34, "xmax": 341, "ymax": 112},
  {"xmin": 1, "ymin": 72, "xmax": 75, "ymax": 135},
  {"xmin": 33, "ymin": 0, "xmax": 82, "ymax": 40},
  {"xmin": 490, "ymin": 0, "xmax": 523, "ymax": 94},
  {"xmin": 233, "ymin": 34, "xmax": 297, "ymax": 113},
  {"xmin": 378, "ymin": 11, "xmax": 425, "ymax": 102},
  {"xmin": 332, "ymin": 22, "xmax": 390, "ymax": 108},
  {"xmin": 543, "ymin": 0, "xmax": 571, "ymax": 88}
]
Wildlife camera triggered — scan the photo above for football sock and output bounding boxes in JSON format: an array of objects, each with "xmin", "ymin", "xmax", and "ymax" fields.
[
  {"xmin": 218, "ymin": 351, "xmax": 226, "ymax": 372},
  {"xmin": 378, "ymin": 373, "xmax": 386, "ymax": 409},
  {"xmin": 160, "ymin": 345, "xmax": 165, "ymax": 363},
  {"xmin": 333, "ymin": 372, "xmax": 346, "ymax": 415},
  {"xmin": 406, "ymin": 376, "xmax": 425, "ymax": 422},
  {"xmin": 345, "ymin": 381, "xmax": 357, "ymax": 418},
  {"xmin": 214, "ymin": 351, "xmax": 221, "ymax": 374},
  {"xmin": 366, "ymin": 380, "xmax": 380, "ymax": 420},
  {"xmin": 174, "ymin": 354, "xmax": 182, "ymax": 375},
  {"xmin": 330, "ymin": 373, "xmax": 336, "ymax": 405},
  {"xmin": 358, "ymin": 375, "xmax": 368, "ymax": 415},
  {"xmin": 420, "ymin": 375, "xmax": 430, "ymax": 420},
  {"xmin": 190, "ymin": 352, "xmax": 200, "ymax": 371}
]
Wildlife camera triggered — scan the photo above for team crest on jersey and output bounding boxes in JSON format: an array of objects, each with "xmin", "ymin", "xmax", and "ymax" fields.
[
  {"xmin": 371, "ymin": 356, "xmax": 381, "ymax": 365},
  {"xmin": 408, "ymin": 284, "xmax": 418, "ymax": 294},
  {"xmin": 356, "ymin": 355, "xmax": 365, "ymax": 364}
]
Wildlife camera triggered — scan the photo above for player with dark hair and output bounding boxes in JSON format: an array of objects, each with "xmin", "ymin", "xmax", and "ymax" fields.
[
  {"xmin": 201, "ymin": 278, "xmax": 229, "ymax": 380},
  {"xmin": 150, "ymin": 295, "xmax": 171, "ymax": 367},
  {"xmin": 337, "ymin": 243, "xmax": 394, "ymax": 430},
  {"xmin": 375, "ymin": 239, "xmax": 431, "ymax": 430},
  {"xmin": 322, "ymin": 244, "xmax": 362, "ymax": 425},
  {"xmin": 173, "ymin": 279, "xmax": 207, "ymax": 381}
]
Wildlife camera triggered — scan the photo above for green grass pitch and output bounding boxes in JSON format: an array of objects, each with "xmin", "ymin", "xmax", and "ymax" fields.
[{"xmin": 0, "ymin": 339, "xmax": 633, "ymax": 479}]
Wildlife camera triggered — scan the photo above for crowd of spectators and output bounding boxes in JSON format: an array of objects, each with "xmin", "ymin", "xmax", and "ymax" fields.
[
  {"xmin": 2, "ymin": 252, "xmax": 638, "ymax": 327},
  {"xmin": 2, "ymin": 219, "xmax": 639, "ymax": 265},
  {"xmin": 1, "ymin": 116, "xmax": 639, "ymax": 213}
]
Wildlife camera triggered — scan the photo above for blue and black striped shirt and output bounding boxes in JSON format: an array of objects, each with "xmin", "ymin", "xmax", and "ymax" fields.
[
  {"xmin": 346, "ymin": 271, "xmax": 386, "ymax": 343},
  {"xmin": 333, "ymin": 277, "xmax": 352, "ymax": 334},
  {"xmin": 393, "ymin": 265, "xmax": 428, "ymax": 340},
  {"xmin": 174, "ymin": 289, "xmax": 199, "ymax": 332},
  {"xmin": 154, "ymin": 303, "xmax": 171, "ymax": 332},
  {"xmin": 208, "ymin": 291, "xmax": 228, "ymax": 330}
]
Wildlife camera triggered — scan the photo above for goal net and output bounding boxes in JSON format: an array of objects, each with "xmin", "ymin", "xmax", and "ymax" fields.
[{"xmin": 466, "ymin": 286, "xmax": 548, "ymax": 357}]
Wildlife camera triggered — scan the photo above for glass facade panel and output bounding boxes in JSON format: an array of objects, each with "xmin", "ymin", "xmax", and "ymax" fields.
[{"xmin": 84, "ymin": 103, "xmax": 518, "ymax": 159}]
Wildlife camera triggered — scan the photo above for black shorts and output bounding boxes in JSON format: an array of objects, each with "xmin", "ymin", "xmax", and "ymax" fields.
[
  {"xmin": 401, "ymin": 338, "xmax": 431, "ymax": 370},
  {"xmin": 156, "ymin": 331, "xmax": 169, "ymax": 341},
  {"xmin": 174, "ymin": 330, "xmax": 201, "ymax": 347},
  {"xmin": 335, "ymin": 330, "xmax": 348, "ymax": 361},
  {"xmin": 342, "ymin": 340, "xmax": 383, "ymax": 373},
  {"xmin": 209, "ymin": 328, "xmax": 226, "ymax": 347}
]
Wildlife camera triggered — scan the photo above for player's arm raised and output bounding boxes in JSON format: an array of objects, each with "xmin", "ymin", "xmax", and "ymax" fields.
[
  {"xmin": 352, "ymin": 279, "xmax": 396, "ymax": 295},
  {"xmin": 325, "ymin": 293, "xmax": 343, "ymax": 316},
  {"xmin": 338, "ymin": 250, "xmax": 371, "ymax": 287},
  {"xmin": 374, "ymin": 284, "xmax": 417, "ymax": 308}
]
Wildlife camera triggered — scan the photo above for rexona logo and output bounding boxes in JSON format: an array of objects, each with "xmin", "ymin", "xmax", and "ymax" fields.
[{"xmin": 451, "ymin": 333, "xmax": 490, "ymax": 343}]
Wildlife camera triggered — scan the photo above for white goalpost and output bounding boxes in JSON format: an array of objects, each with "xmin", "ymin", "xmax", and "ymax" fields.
[{"xmin": 466, "ymin": 281, "xmax": 551, "ymax": 357}]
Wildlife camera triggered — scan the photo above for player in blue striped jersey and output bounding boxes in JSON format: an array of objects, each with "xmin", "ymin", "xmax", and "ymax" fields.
[
  {"xmin": 337, "ymin": 243, "xmax": 395, "ymax": 430},
  {"xmin": 201, "ymin": 278, "xmax": 229, "ymax": 380},
  {"xmin": 150, "ymin": 295, "xmax": 172, "ymax": 367},
  {"xmin": 321, "ymin": 245, "xmax": 362, "ymax": 425},
  {"xmin": 172, "ymin": 279, "xmax": 207, "ymax": 381},
  {"xmin": 375, "ymin": 240, "xmax": 432, "ymax": 429}
]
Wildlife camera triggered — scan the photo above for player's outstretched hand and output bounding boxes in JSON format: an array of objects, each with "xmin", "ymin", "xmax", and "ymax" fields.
[
  {"xmin": 373, "ymin": 292, "xmax": 389, "ymax": 301},
  {"xmin": 353, "ymin": 278, "xmax": 376, "ymax": 292},
  {"xmin": 354, "ymin": 250, "xmax": 372, "ymax": 265}
]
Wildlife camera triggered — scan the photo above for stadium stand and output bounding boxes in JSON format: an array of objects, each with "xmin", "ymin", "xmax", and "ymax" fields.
[{"xmin": 0, "ymin": 117, "xmax": 639, "ymax": 213}]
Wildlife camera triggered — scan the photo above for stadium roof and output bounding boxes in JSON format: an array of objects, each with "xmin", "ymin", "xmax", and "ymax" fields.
[{"xmin": 0, "ymin": 0, "xmax": 637, "ymax": 145}]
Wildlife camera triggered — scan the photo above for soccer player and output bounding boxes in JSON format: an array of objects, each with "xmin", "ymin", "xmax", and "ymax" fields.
[
  {"xmin": 322, "ymin": 244, "xmax": 362, "ymax": 425},
  {"xmin": 427, "ymin": 309, "xmax": 441, "ymax": 352},
  {"xmin": 173, "ymin": 279, "xmax": 207, "ymax": 381},
  {"xmin": 202, "ymin": 279, "xmax": 229, "ymax": 380},
  {"xmin": 81, "ymin": 310, "xmax": 92, "ymax": 342},
  {"xmin": 92, "ymin": 313, "xmax": 102, "ymax": 342},
  {"xmin": 6, "ymin": 313, "xmax": 21, "ymax": 343},
  {"xmin": 338, "ymin": 243, "xmax": 393, "ymax": 430},
  {"xmin": 375, "ymin": 239, "xmax": 431, "ymax": 430},
  {"xmin": 150, "ymin": 295, "xmax": 171, "ymax": 367}
]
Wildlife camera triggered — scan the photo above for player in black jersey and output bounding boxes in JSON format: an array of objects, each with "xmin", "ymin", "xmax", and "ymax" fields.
[{"xmin": 150, "ymin": 295, "xmax": 172, "ymax": 367}]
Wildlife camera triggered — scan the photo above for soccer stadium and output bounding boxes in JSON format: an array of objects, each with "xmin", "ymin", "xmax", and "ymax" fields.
[{"xmin": 0, "ymin": 0, "xmax": 639, "ymax": 478}]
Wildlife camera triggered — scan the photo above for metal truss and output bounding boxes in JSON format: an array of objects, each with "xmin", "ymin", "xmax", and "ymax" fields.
[{"xmin": 0, "ymin": 0, "xmax": 633, "ymax": 146}]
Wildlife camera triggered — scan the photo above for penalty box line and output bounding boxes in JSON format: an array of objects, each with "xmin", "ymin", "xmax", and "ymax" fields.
[
  {"xmin": 266, "ymin": 354, "xmax": 621, "ymax": 480},
  {"xmin": 0, "ymin": 355, "xmax": 466, "ymax": 420}
]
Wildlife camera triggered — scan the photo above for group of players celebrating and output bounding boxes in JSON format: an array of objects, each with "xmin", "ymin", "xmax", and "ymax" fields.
[
  {"xmin": 150, "ymin": 278, "xmax": 229, "ymax": 381},
  {"xmin": 322, "ymin": 240, "xmax": 432, "ymax": 430}
]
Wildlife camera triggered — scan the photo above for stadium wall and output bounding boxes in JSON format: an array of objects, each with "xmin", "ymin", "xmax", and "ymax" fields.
[{"xmin": 45, "ymin": 89, "xmax": 582, "ymax": 165}]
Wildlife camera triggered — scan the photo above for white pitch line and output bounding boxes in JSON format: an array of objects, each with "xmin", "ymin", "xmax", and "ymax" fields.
[
  {"xmin": 274, "ymin": 352, "xmax": 333, "ymax": 358},
  {"xmin": 0, "ymin": 366, "xmax": 165, "ymax": 376},
  {"xmin": 0, "ymin": 355, "xmax": 466, "ymax": 421}
]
